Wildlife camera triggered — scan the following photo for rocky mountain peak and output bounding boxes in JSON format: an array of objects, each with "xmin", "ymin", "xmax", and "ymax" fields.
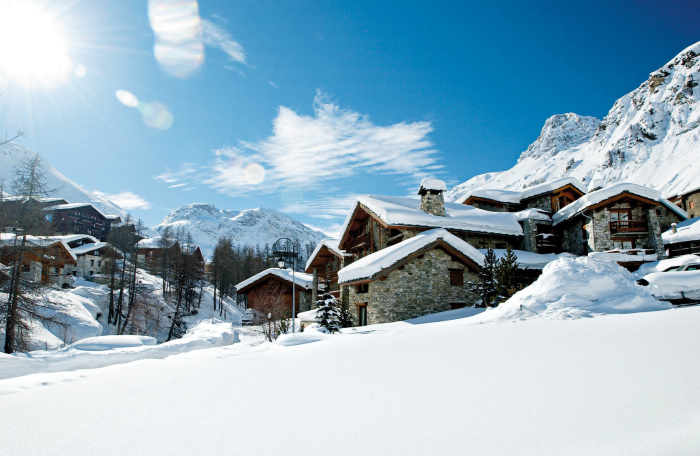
[{"xmin": 517, "ymin": 113, "xmax": 601, "ymax": 164}]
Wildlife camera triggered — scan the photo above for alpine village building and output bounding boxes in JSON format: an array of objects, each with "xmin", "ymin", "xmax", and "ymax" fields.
[{"xmin": 262, "ymin": 177, "xmax": 688, "ymax": 328}]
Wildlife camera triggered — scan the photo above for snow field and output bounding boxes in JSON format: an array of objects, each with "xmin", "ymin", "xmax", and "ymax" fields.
[{"xmin": 1, "ymin": 305, "xmax": 699, "ymax": 455}]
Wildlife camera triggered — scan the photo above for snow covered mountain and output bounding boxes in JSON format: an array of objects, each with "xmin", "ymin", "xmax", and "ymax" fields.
[
  {"xmin": 447, "ymin": 41, "xmax": 700, "ymax": 202},
  {"xmin": 0, "ymin": 142, "xmax": 127, "ymax": 218},
  {"xmin": 153, "ymin": 203, "xmax": 327, "ymax": 259}
]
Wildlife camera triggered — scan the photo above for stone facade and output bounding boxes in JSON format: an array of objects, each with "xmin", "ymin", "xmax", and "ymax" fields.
[
  {"xmin": 345, "ymin": 248, "xmax": 480, "ymax": 325},
  {"xmin": 521, "ymin": 194, "xmax": 552, "ymax": 213}
]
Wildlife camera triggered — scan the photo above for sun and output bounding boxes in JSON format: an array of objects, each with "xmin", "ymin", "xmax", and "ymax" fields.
[{"xmin": 0, "ymin": 2, "xmax": 72, "ymax": 86}]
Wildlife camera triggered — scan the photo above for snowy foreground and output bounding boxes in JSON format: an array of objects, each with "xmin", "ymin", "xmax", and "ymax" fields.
[{"xmin": 1, "ymin": 258, "xmax": 700, "ymax": 455}]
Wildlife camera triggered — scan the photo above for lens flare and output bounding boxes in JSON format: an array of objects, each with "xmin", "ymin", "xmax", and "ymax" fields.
[
  {"xmin": 243, "ymin": 163, "xmax": 265, "ymax": 185},
  {"xmin": 74, "ymin": 64, "xmax": 87, "ymax": 78},
  {"xmin": 140, "ymin": 102, "xmax": 174, "ymax": 130},
  {"xmin": 115, "ymin": 90, "xmax": 139, "ymax": 108},
  {"xmin": 148, "ymin": 0, "xmax": 204, "ymax": 78}
]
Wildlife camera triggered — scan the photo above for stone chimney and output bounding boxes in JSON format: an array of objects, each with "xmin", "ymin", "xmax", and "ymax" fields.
[
  {"xmin": 418, "ymin": 178, "xmax": 447, "ymax": 217},
  {"xmin": 672, "ymin": 223, "xmax": 677, "ymax": 234}
]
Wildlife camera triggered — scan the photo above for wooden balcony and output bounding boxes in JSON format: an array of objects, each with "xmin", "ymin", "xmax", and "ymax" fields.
[
  {"xmin": 535, "ymin": 234, "xmax": 560, "ymax": 252},
  {"xmin": 347, "ymin": 233, "xmax": 371, "ymax": 251},
  {"xmin": 609, "ymin": 220, "xmax": 648, "ymax": 234}
]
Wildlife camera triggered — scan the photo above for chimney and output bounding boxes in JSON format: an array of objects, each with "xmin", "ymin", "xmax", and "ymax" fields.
[
  {"xmin": 418, "ymin": 178, "xmax": 447, "ymax": 217},
  {"xmin": 672, "ymin": 223, "xmax": 677, "ymax": 234}
]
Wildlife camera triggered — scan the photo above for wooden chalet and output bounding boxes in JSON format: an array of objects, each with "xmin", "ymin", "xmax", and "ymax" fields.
[
  {"xmin": 235, "ymin": 268, "xmax": 320, "ymax": 316},
  {"xmin": 338, "ymin": 179, "xmax": 524, "ymax": 264},
  {"xmin": 304, "ymin": 239, "xmax": 351, "ymax": 301},
  {"xmin": 667, "ymin": 186, "xmax": 700, "ymax": 219},
  {"xmin": 44, "ymin": 203, "xmax": 121, "ymax": 241},
  {"xmin": 0, "ymin": 235, "xmax": 77, "ymax": 287}
]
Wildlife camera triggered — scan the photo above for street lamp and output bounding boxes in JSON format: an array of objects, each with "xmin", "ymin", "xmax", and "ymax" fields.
[{"xmin": 272, "ymin": 238, "xmax": 299, "ymax": 334}]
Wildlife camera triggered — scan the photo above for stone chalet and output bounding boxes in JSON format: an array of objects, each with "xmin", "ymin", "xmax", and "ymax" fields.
[
  {"xmin": 304, "ymin": 239, "xmax": 352, "ymax": 302},
  {"xmin": 235, "ymin": 268, "xmax": 322, "ymax": 316},
  {"xmin": 66, "ymin": 242, "xmax": 123, "ymax": 279},
  {"xmin": 667, "ymin": 186, "xmax": 700, "ymax": 219},
  {"xmin": 552, "ymin": 183, "xmax": 687, "ymax": 260},
  {"xmin": 338, "ymin": 229, "xmax": 483, "ymax": 326},
  {"xmin": 456, "ymin": 178, "xmax": 588, "ymax": 253},
  {"xmin": 44, "ymin": 203, "xmax": 122, "ymax": 241},
  {"xmin": 661, "ymin": 217, "xmax": 700, "ymax": 257},
  {"xmin": 0, "ymin": 234, "xmax": 77, "ymax": 288}
]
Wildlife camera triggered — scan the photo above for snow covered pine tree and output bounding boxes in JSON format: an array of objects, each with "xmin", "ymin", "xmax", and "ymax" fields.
[
  {"xmin": 494, "ymin": 246, "xmax": 523, "ymax": 303},
  {"xmin": 315, "ymin": 279, "xmax": 340, "ymax": 333},
  {"xmin": 467, "ymin": 247, "xmax": 498, "ymax": 307}
]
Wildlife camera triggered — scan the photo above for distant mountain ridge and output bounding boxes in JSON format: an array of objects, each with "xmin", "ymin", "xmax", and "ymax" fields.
[
  {"xmin": 153, "ymin": 203, "xmax": 327, "ymax": 259},
  {"xmin": 447, "ymin": 41, "xmax": 700, "ymax": 202},
  {"xmin": 0, "ymin": 143, "xmax": 127, "ymax": 218}
]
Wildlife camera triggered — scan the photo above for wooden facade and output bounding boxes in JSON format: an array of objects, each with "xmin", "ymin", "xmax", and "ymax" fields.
[
  {"xmin": 0, "ymin": 240, "xmax": 77, "ymax": 287},
  {"xmin": 236, "ymin": 273, "xmax": 312, "ymax": 317},
  {"xmin": 47, "ymin": 204, "xmax": 120, "ymax": 241}
]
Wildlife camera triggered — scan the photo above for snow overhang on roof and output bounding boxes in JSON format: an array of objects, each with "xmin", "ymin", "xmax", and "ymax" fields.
[
  {"xmin": 338, "ymin": 229, "xmax": 485, "ymax": 284},
  {"xmin": 512, "ymin": 208, "xmax": 552, "ymax": 222},
  {"xmin": 44, "ymin": 203, "xmax": 109, "ymax": 220},
  {"xmin": 339, "ymin": 195, "xmax": 524, "ymax": 245},
  {"xmin": 137, "ymin": 237, "xmax": 175, "ymax": 249},
  {"xmin": 455, "ymin": 189, "xmax": 522, "ymax": 205},
  {"xmin": 520, "ymin": 177, "xmax": 587, "ymax": 201},
  {"xmin": 70, "ymin": 242, "xmax": 111, "ymax": 256},
  {"xmin": 662, "ymin": 217, "xmax": 700, "ymax": 245},
  {"xmin": 235, "ymin": 268, "xmax": 318, "ymax": 293},
  {"xmin": 305, "ymin": 239, "xmax": 350, "ymax": 272},
  {"xmin": 552, "ymin": 183, "xmax": 688, "ymax": 226}
]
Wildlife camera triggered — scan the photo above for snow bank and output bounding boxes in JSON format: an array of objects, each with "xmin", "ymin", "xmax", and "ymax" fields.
[
  {"xmin": 339, "ymin": 229, "xmax": 484, "ymax": 284},
  {"xmin": 277, "ymin": 328, "xmax": 333, "ymax": 346},
  {"xmin": 474, "ymin": 257, "xmax": 670, "ymax": 322},
  {"xmin": 0, "ymin": 319, "xmax": 238, "ymax": 381}
]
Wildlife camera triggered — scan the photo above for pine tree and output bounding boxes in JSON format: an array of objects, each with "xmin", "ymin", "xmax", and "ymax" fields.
[
  {"xmin": 467, "ymin": 247, "xmax": 498, "ymax": 307},
  {"xmin": 315, "ymin": 279, "xmax": 340, "ymax": 333},
  {"xmin": 337, "ymin": 295, "xmax": 354, "ymax": 328},
  {"xmin": 494, "ymin": 246, "xmax": 522, "ymax": 302}
]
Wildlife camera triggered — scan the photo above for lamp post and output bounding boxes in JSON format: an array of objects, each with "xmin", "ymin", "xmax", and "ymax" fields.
[{"xmin": 272, "ymin": 238, "xmax": 299, "ymax": 334}]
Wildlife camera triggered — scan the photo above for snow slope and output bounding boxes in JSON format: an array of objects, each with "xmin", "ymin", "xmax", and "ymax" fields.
[
  {"xmin": 1, "ymin": 304, "xmax": 699, "ymax": 455},
  {"xmin": 447, "ymin": 41, "xmax": 700, "ymax": 202},
  {"xmin": 153, "ymin": 203, "xmax": 327, "ymax": 259},
  {"xmin": 0, "ymin": 142, "xmax": 126, "ymax": 218}
]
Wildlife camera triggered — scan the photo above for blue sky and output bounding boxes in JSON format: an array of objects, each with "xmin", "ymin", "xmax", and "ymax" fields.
[{"xmin": 1, "ymin": 0, "xmax": 698, "ymax": 235}]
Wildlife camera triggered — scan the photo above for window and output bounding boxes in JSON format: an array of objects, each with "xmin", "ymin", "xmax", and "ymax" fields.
[
  {"xmin": 21, "ymin": 265, "xmax": 30, "ymax": 272},
  {"xmin": 610, "ymin": 210, "xmax": 630, "ymax": 221},
  {"xmin": 655, "ymin": 209, "xmax": 662, "ymax": 216},
  {"xmin": 690, "ymin": 201, "xmax": 695, "ymax": 210},
  {"xmin": 98, "ymin": 261, "xmax": 102, "ymax": 267},
  {"xmin": 356, "ymin": 283, "xmax": 369, "ymax": 294},
  {"xmin": 685, "ymin": 265, "xmax": 700, "ymax": 271},
  {"xmin": 449, "ymin": 269, "xmax": 464, "ymax": 286},
  {"xmin": 613, "ymin": 239, "xmax": 635, "ymax": 249},
  {"xmin": 90, "ymin": 260, "xmax": 94, "ymax": 267},
  {"xmin": 450, "ymin": 303, "xmax": 466, "ymax": 310},
  {"xmin": 89, "ymin": 271, "xmax": 94, "ymax": 276},
  {"xmin": 45, "ymin": 214, "xmax": 53, "ymax": 222}
]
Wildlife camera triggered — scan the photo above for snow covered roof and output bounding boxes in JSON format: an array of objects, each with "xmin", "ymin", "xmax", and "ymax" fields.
[
  {"xmin": 478, "ymin": 249, "xmax": 574, "ymax": 270},
  {"xmin": 520, "ymin": 177, "xmax": 587, "ymax": 201},
  {"xmin": 44, "ymin": 203, "xmax": 112, "ymax": 220},
  {"xmin": 0, "ymin": 233, "xmax": 77, "ymax": 261},
  {"xmin": 455, "ymin": 189, "xmax": 522, "ymax": 205},
  {"xmin": 305, "ymin": 239, "xmax": 350, "ymax": 271},
  {"xmin": 43, "ymin": 234, "xmax": 99, "ymax": 244},
  {"xmin": 1, "ymin": 196, "xmax": 68, "ymax": 204},
  {"xmin": 235, "ymin": 268, "xmax": 319, "ymax": 293},
  {"xmin": 512, "ymin": 208, "xmax": 552, "ymax": 222},
  {"xmin": 662, "ymin": 217, "xmax": 700, "ymax": 245},
  {"xmin": 70, "ymin": 242, "xmax": 111, "ymax": 256},
  {"xmin": 419, "ymin": 178, "xmax": 447, "ymax": 193},
  {"xmin": 338, "ymin": 229, "xmax": 485, "ymax": 284},
  {"xmin": 455, "ymin": 178, "xmax": 586, "ymax": 205},
  {"xmin": 340, "ymin": 195, "xmax": 524, "ymax": 240},
  {"xmin": 552, "ymin": 183, "xmax": 688, "ymax": 225}
]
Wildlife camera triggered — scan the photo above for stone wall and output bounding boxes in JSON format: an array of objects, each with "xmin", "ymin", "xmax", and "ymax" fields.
[
  {"xmin": 522, "ymin": 194, "xmax": 551, "ymax": 213},
  {"xmin": 345, "ymin": 248, "xmax": 480, "ymax": 325},
  {"xmin": 559, "ymin": 216, "xmax": 587, "ymax": 256},
  {"xmin": 683, "ymin": 191, "xmax": 700, "ymax": 218}
]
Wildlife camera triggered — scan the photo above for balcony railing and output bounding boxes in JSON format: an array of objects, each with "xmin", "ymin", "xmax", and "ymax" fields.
[
  {"xmin": 348, "ymin": 233, "xmax": 370, "ymax": 250},
  {"xmin": 610, "ymin": 220, "xmax": 648, "ymax": 234},
  {"xmin": 536, "ymin": 233, "xmax": 560, "ymax": 251}
]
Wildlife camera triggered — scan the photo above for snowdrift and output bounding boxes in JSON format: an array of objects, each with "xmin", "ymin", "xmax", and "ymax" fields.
[
  {"xmin": 475, "ymin": 257, "xmax": 671, "ymax": 322},
  {"xmin": 0, "ymin": 319, "xmax": 238, "ymax": 381}
]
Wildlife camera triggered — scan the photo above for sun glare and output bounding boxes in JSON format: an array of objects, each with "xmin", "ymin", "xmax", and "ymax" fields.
[{"xmin": 0, "ymin": 2, "xmax": 72, "ymax": 85}]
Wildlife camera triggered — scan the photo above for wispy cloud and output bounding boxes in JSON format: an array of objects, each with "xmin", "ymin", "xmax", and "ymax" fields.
[
  {"xmin": 201, "ymin": 19, "xmax": 246, "ymax": 64},
  {"xmin": 268, "ymin": 80, "xmax": 279, "ymax": 89},
  {"xmin": 168, "ymin": 183, "xmax": 187, "ymax": 188},
  {"xmin": 93, "ymin": 191, "xmax": 152, "ymax": 210},
  {"xmin": 203, "ymin": 91, "xmax": 441, "ymax": 196},
  {"xmin": 155, "ymin": 163, "xmax": 198, "ymax": 184}
]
